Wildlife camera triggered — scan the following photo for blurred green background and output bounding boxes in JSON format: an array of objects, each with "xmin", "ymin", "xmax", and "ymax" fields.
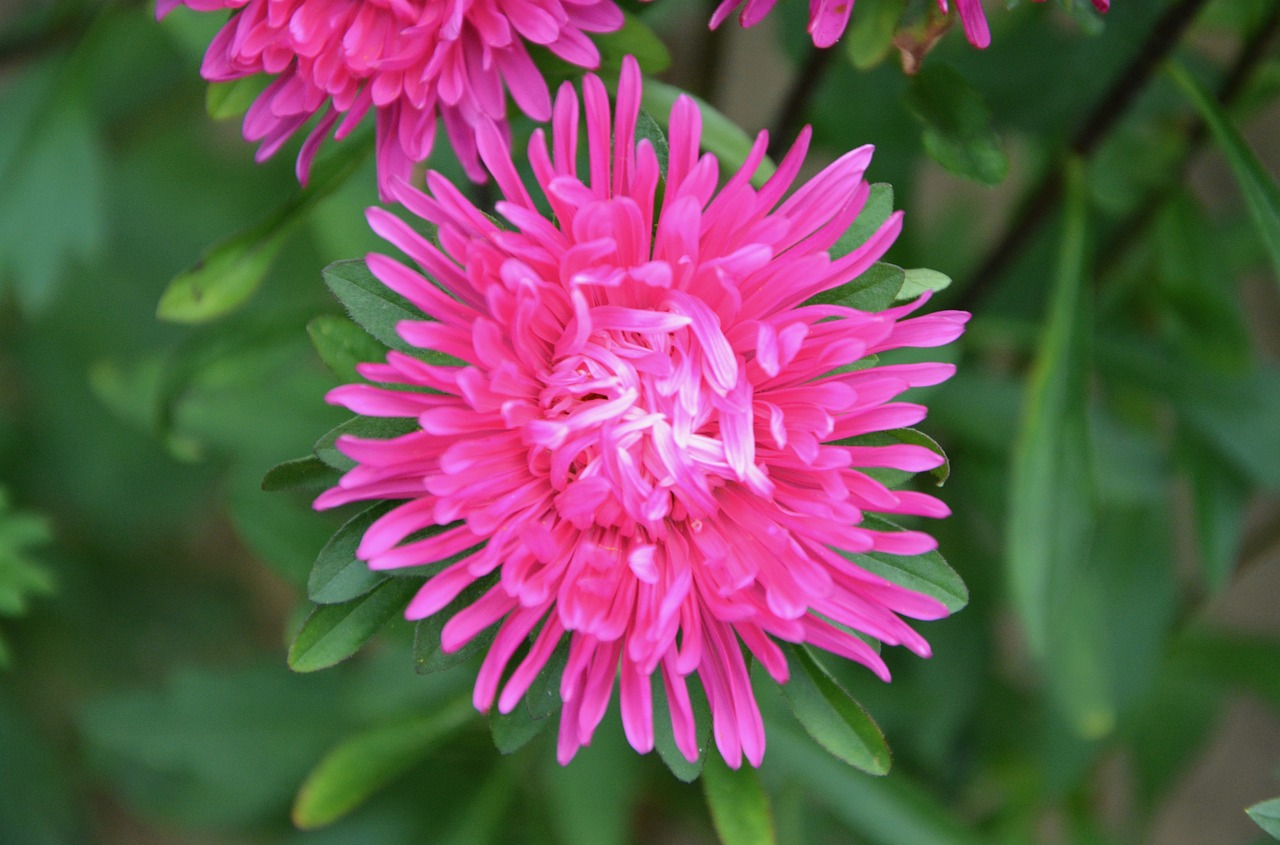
[{"xmin": 2, "ymin": 0, "xmax": 1280, "ymax": 842}]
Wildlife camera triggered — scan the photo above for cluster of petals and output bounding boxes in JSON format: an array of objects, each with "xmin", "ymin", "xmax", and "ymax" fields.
[
  {"xmin": 316, "ymin": 56, "xmax": 969, "ymax": 767},
  {"xmin": 712, "ymin": 0, "xmax": 1111, "ymax": 49},
  {"xmin": 158, "ymin": 0, "xmax": 624, "ymax": 196}
]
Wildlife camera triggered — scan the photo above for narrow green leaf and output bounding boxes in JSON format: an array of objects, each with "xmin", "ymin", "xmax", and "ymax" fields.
[
  {"xmin": 307, "ymin": 504, "xmax": 393, "ymax": 605},
  {"xmin": 635, "ymin": 108, "xmax": 670, "ymax": 178},
  {"xmin": 292, "ymin": 697, "xmax": 474, "ymax": 829},
  {"xmin": 778, "ymin": 645, "xmax": 891, "ymax": 775},
  {"xmin": 702, "ymin": 755, "xmax": 776, "ymax": 845},
  {"xmin": 1169, "ymin": 59, "xmax": 1280, "ymax": 285},
  {"xmin": 1006, "ymin": 160, "xmax": 1112, "ymax": 737},
  {"xmin": 1178, "ymin": 429, "xmax": 1249, "ymax": 592},
  {"xmin": 904, "ymin": 64, "xmax": 1008, "ymax": 185},
  {"xmin": 489, "ymin": 704, "xmax": 551, "ymax": 755},
  {"xmin": 287, "ymin": 579, "xmax": 420, "ymax": 672},
  {"xmin": 844, "ymin": 0, "xmax": 906, "ymax": 69},
  {"xmin": 835, "ymin": 428, "xmax": 949, "ymax": 488},
  {"xmin": 641, "ymin": 79, "xmax": 776, "ymax": 188},
  {"xmin": 833, "ymin": 184, "xmax": 895, "ymax": 259},
  {"xmin": 653, "ymin": 672, "xmax": 713, "ymax": 782},
  {"xmin": 594, "ymin": 11, "xmax": 671, "ymax": 74},
  {"xmin": 205, "ymin": 75, "xmax": 270, "ymax": 120},
  {"xmin": 1247, "ymin": 797, "xmax": 1280, "ymax": 840},
  {"xmin": 413, "ymin": 574, "xmax": 500, "ymax": 674},
  {"xmin": 322, "ymin": 259, "xmax": 421, "ymax": 354},
  {"xmin": 843, "ymin": 515, "xmax": 968, "ymax": 613},
  {"xmin": 307, "ymin": 314, "xmax": 390, "ymax": 382},
  {"xmin": 314, "ymin": 415, "xmax": 421, "ymax": 471},
  {"xmin": 897, "ymin": 268, "xmax": 952, "ymax": 301},
  {"xmin": 261, "ymin": 456, "xmax": 340, "ymax": 493}
]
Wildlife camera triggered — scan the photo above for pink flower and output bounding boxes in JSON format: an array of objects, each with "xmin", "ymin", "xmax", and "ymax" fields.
[
  {"xmin": 315, "ymin": 56, "xmax": 968, "ymax": 767},
  {"xmin": 711, "ymin": 0, "xmax": 1111, "ymax": 50},
  {"xmin": 158, "ymin": 0, "xmax": 625, "ymax": 197}
]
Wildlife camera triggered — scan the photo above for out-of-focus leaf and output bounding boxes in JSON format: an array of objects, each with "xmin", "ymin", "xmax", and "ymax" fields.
[
  {"xmin": 845, "ymin": 0, "xmax": 906, "ymax": 69},
  {"xmin": 641, "ymin": 79, "xmax": 776, "ymax": 188},
  {"xmin": 1168, "ymin": 632, "xmax": 1280, "ymax": 710},
  {"xmin": 777, "ymin": 645, "xmax": 891, "ymax": 775},
  {"xmin": 653, "ymin": 672, "xmax": 713, "ymax": 782},
  {"xmin": 159, "ymin": 141, "xmax": 370, "ymax": 322},
  {"xmin": 702, "ymin": 755, "xmax": 776, "ymax": 845},
  {"xmin": 0, "ymin": 693, "xmax": 85, "ymax": 845},
  {"xmin": 261, "ymin": 456, "xmax": 341, "ymax": 493},
  {"xmin": 595, "ymin": 12, "xmax": 670, "ymax": 74},
  {"xmin": 807, "ymin": 263, "xmax": 906, "ymax": 313},
  {"xmin": 904, "ymin": 64, "xmax": 1008, "ymax": 185},
  {"xmin": 438, "ymin": 764, "xmax": 518, "ymax": 845},
  {"xmin": 1248, "ymin": 797, "xmax": 1280, "ymax": 840},
  {"xmin": 1169, "ymin": 59, "xmax": 1280, "ymax": 285},
  {"xmin": 0, "ymin": 489, "xmax": 54, "ymax": 621},
  {"xmin": 1006, "ymin": 162, "xmax": 1112, "ymax": 737},
  {"xmin": 308, "ymin": 504, "xmax": 393, "ymax": 605},
  {"xmin": 833, "ymin": 183, "xmax": 895, "ymax": 259},
  {"xmin": 489, "ymin": 702, "xmax": 551, "ymax": 755},
  {"xmin": 292, "ymin": 697, "xmax": 474, "ymax": 829},
  {"xmin": 1177, "ymin": 429, "xmax": 1249, "ymax": 592},
  {"xmin": 897, "ymin": 268, "xmax": 952, "ymax": 301},
  {"xmin": 767, "ymin": 723, "xmax": 985, "ymax": 845},
  {"xmin": 205, "ymin": 75, "xmax": 270, "ymax": 120},
  {"xmin": 846, "ymin": 515, "xmax": 968, "ymax": 613},
  {"xmin": 288, "ymin": 579, "xmax": 420, "ymax": 672},
  {"xmin": 1128, "ymin": 668, "xmax": 1222, "ymax": 810},
  {"xmin": 547, "ymin": 718, "xmax": 642, "ymax": 845},
  {"xmin": 307, "ymin": 315, "xmax": 390, "ymax": 383},
  {"xmin": 314, "ymin": 415, "xmax": 421, "ymax": 471}
]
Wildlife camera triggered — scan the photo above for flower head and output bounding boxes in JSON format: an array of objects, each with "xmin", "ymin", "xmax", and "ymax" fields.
[
  {"xmin": 159, "ymin": 0, "xmax": 625, "ymax": 197},
  {"xmin": 316, "ymin": 56, "xmax": 968, "ymax": 767},
  {"xmin": 711, "ymin": 0, "xmax": 1111, "ymax": 50}
]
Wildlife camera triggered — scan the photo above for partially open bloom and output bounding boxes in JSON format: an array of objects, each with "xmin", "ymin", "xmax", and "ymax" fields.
[
  {"xmin": 158, "ymin": 0, "xmax": 624, "ymax": 196},
  {"xmin": 712, "ymin": 0, "xmax": 1111, "ymax": 50},
  {"xmin": 316, "ymin": 56, "xmax": 967, "ymax": 767}
]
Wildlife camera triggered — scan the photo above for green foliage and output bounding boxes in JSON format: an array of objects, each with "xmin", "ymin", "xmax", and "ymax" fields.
[
  {"xmin": 904, "ymin": 64, "xmax": 1009, "ymax": 185},
  {"xmin": 0, "ymin": 489, "xmax": 53, "ymax": 668},
  {"xmin": 640, "ymin": 79, "xmax": 776, "ymax": 187},
  {"xmin": 702, "ymin": 755, "xmax": 777, "ymax": 845},
  {"xmin": 1248, "ymin": 797, "xmax": 1280, "ymax": 840},
  {"xmin": 776, "ymin": 645, "xmax": 891, "ymax": 775},
  {"xmin": 288, "ymin": 579, "xmax": 422, "ymax": 672}
]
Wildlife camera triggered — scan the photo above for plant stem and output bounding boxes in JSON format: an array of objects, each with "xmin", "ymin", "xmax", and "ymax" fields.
[
  {"xmin": 954, "ymin": 0, "xmax": 1213, "ymax": 312},
  {"xmin": 768, "ymin": 46, "xmax": 834, "ymax": 159},
  {"xmin": 695, "ymin": 0, "xmax": 730, "ymax": 101}
]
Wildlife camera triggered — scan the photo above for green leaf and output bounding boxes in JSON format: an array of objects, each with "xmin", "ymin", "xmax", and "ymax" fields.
[
  {"xmin": 635, "ymin": 108, "xmax": 671, "ymax": 178},
  {"xmin": 314, "ymin": 415, "xmax": 421, "ymax": 471},
  {"xmin": 1006, "ymin": 160, "xmax": 1112, "ymax": 738},
  {"xmin": 842, "ymin": 515, "xmax": 968, "ymax": 613},
  {"xmin": 653, "ymin": 672, "xmax": 713, "ymax": 782},
  {"xmin": 701, "ymin": 754, "xmax": 776, "ymax": 845},
  {"xmin": 844, "ymin": 0, "xmax": 906, "ymax": 69},
  {"xmin": 0, "ymin": 489, "xmax": 54, "ymax": 643},
  {"xmin": 159, "ymin": 141, "xmax": 370, "ymax": 323},
  {"xmin": 904, "ymin": 64, "xmax": 1009, "ymax": 185},
  {"xmin": 594, "ymin": 11, "xmax": 670, "ymax": 74},
  {"xmin": 288, "ymin": 579, "xmax": 420, "ymax": 672},
  {"xmin": 205, "ymin": 75, "xmax": 270, "ymax": 120},
  {"xmin": 777, "ymin": 645, "xmax": 891, "ymax": 775},
  {"xmin": 897, "ymin": 268, "xmax": 952, "ymax": 301},
  {"xmin": 307, "ymin": 314, "xmax": 390, "ymax": 383},
  {"xmin": 261, "ymin": 456, "xmax": 340, "ymax": 493},
  {"xmin": 308, "ymin": 504, "xmax": 394, "ymax": 605},
  {"xmin": 1169, "ymin": 59, "xmax": 1280, "ymax": 285},
  {"xmin": 489, "ymin": 704, "xmax": 551, "ymax": 755},
  {"xmin": 641, "ymin": 79, "xmax": 776, "ymax": 188},
  {"xmin": 323, "ymin": 259, "xmax": 429, "ymax": 357},
  {"xmin": 806, "ymin": 263, "xmax": 906, "ymax": 313},
  {"xmin": 292, "ymin": 697, "xmax": 474, "ymax": 829},
  {"xmin": 833, "ymin": 184, "xmax": 895, "ymax": 259},
  {"xmin": 1247, "ymin": 797, "xmax": 1280, "ymax": 840},
  {"xmin": 1178, "ymin": 429, "xmax": 1249, "ymax": 592},
  {"xmin": 412, "ymin": 576, "xmax": 498, "ymax": 675}
]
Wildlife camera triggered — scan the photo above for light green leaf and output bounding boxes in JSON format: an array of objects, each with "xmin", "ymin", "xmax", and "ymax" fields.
[
  {"xmin": 307, "ymin": 314, "xmax": 390, "ymax": 383},
  {"xmin": 288, "ymin": 579, "xmax": 420, "ymax": 672},
  {"xmin": 594, "ymin": 11, "xmax": 671, "ymax": 74},
  {"xmin": 1169, "ymin": 59, "xmax": 1280, "ymax": 285},
  {"xmin": 1247, "ymin": 797, "xmax": 1280, "ymax": 840},
  {"xmin": 897, "ymin": 268, "xmax": 952, "ymax": 301},
  {"xmin": 307, "ymin": 504, "xmax": 393, "ymax": 605},
  {"xmin": 905, "ymin": 64, "xmax": 1009, "ymax": 185},
  {"xmin": 845, "ymin": 0, "xmax": 906, "ymax": 69},
  {"xmin": 205, "ymin": 75, "xmax": 270, "ymax": 120},
  {"xmin": 777, "ymin": 645, "xmax": 891, "ymax": 775},
  {"xmin": 260, "ymin": 456, "xmax": 340, "ymax": 493},
  {"xmin": 843, "ymin": 515, "xmax": 968, "ymax": 613},
  {"xmin": 641, "ymin": 79, "xmax": 776, "ymax": 188},
  {"xmin": 702, "ymin": 754, "xmax": 776, "ymax": 845},
  {"xmin": 292, "ymin": 697, "xmax": 474, "ymax": 829}
]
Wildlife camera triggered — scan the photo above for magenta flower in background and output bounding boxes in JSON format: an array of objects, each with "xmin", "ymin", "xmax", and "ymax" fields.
[
  {"xmin": 158, "ymin": 0, "xmax": 625, "ymax": 197},
  {"xmin": 315, "ymin": 56, "xmax": 968, "ymax": 767},
  {"xmin": 711, "ymin": 0, "xmax": 1111, "ymax": 49}
]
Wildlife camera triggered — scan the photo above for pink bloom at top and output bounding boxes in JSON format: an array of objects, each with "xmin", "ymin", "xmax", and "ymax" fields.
[
  {"xmin": 711, "ymin": 0, "xmax": 1111, "ymax": 49},
  {"xmin": 158, "ymin": 0, "xmax": 625, "ymax": 198},
  {"xmin": 315, "ymin": 56, "xmax": 969, "ymax": 767}
]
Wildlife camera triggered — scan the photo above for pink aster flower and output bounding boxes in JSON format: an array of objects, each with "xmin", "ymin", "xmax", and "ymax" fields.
[
  {"xmin": 315, "ymin": 56, "xmax": 968, "ymax": 767},
  {"xmin": 712, "ymin": 0, "xmax": 1111, "ymax": 49},
  {"xmin": 157, "ymin": 0, "xmax": 624, "ymax": 197}
]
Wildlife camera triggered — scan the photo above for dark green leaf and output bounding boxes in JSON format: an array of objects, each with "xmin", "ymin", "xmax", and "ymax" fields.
[
  {"xmin": 261, "ymin": 456, "xmax": 341, "ymax": 493},
  {"xmin": 314, "ymin": 415, "xmax": 421, "ymax": 471},
  {"xmin": 1247, "ymin": 797, "xmax": 1280, "ymax": 840},
  {"xmin": 307, "ymin": 314, "xmax": 390, "ymax": 382},
  {"xmin": 489, "ymin": 704, "xmax": 550, "ymax": 755},
  {"xmin": 905, "ymin": 65, "xmax": 1008, "ymax": 185},
  {"xmin": 777, "ymin": 645, "xmax": 891, "ymax": 775},
  {"xmin": 845, "ymin": 515, "xmax": 968, "ymax": 613},
  {"xmin": 413, "ymin": 574, "xmax": 500, "ymax": 674},
  {"xmin": 701, "ymin": 754, "xmax": 776, "ymax": 845},
  {"xmin": 832, "ymin": 183, "xmax": 895, "ymax": 259},
  {"xmin": 292, "ymin": 697, "xmax": 474, "ymax": 829},
  {"xmin": 1169, "ymin": 59, "xmax": 1280, "ymax": 285},
  {"xmin": 323, "ymin": 259, "xmax": 461, "ymax": 364},
  {"xmin": 805, "ymin": 263, "xmax": 905, "ymax": 313},
  {"xmin": 1178, "ymin": 429, "xmax": 1249, "ymax": 592},
  {"xmin": 288, "ymin": 579, "xmax": 421, "ymax": 673},
  {"xmin": 653, "ymin": 672, "xmax": 713, "ymax": 782},
  {"xmin": 308, "ymin": 504, "xmax": 394, "ymax": 605},
  {"xmin": 836, "ymin": 428, "xmax": 949, "ymax": 489},
  {"xmin": 636, "ymin": 108, "xmax": 670, "ymax": 177}
]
